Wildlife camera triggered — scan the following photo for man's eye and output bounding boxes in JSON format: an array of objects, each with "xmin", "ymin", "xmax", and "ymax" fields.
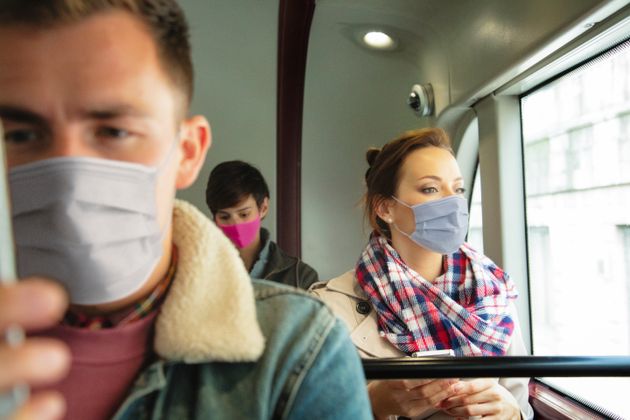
[
  {"xmin": 96, "ymin": 127, "xmax": 130, "ymax": 139},
  {"xmin": 4, "ymin": 129, "xmax": 40, "ymax": 144}
]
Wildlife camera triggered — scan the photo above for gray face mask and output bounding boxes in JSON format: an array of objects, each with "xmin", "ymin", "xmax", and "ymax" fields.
[
  {"xmin": 391, "ymin": 195, "xmax": 469, "ymax": 254},
  {"xmin": 9, "ymin": 154, "xmax": 172, "ymax": 305}
]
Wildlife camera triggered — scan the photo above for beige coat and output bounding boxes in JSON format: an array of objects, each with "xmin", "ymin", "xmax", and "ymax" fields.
[{"xmin": 310, "ymin": 270, "xmax": 534, "ymax": 420}]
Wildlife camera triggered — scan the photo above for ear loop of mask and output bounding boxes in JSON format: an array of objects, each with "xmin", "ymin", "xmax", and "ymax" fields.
[
  {"xmin": 388, "ymin": 196, "xmax": 419, "ymax": 243},
  {"xmin": 136, "ymin": 129, "xmax": 186, "ymax": 289},
  {"xmin": 155, "ymin": 129, "xmax": 183, "ymax": 171},
  {"xmin": 152, "ymin": 130, "xmax": 184, "ymax": 239}
]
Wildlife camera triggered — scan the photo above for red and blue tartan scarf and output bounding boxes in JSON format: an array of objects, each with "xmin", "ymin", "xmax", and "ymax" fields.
[{"xmin": 356, "ymin": 233, "xmax": 517, "ymax": 356}]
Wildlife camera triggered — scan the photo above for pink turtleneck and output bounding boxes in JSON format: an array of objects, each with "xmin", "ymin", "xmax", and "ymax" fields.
[{"xmin": 33, "ymin": 310, "xmax": 158, "ymax": 420}]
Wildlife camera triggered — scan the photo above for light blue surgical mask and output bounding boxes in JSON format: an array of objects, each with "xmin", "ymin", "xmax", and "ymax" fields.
[
  {"xmin": 9, "ymin": 141, "xmax": 178, "ymax": 305},
  {"xmin": 391, "ymin": 195, "xmax": 469, "ymax": 254}
]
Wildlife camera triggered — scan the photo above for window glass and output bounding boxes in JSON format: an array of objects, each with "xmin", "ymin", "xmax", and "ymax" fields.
[
  {"xmin": 467, "ymin": 165, "xmax": 484, "ymax": 253},
  {"xmin": 521, "ymin": 40, "xmax": 630, "ymax": 418}
]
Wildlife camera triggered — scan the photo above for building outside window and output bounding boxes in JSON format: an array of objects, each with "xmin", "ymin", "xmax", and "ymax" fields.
[
  {"xmin": 467, "ymin": 166, "xmax": 484, "ymax": 254},
  {"xmin": 521, "ymin": 40, "xmax": 630, "ymax": 418}
]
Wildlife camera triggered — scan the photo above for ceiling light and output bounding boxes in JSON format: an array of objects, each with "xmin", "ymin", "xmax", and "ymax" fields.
[{"xmin": 362, "ymin": 31, "xmax": 396, "ymax": 50}]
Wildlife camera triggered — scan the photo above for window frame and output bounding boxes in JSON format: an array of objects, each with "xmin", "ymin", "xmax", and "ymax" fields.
[
  {"xmin": 517, "ymin": 36, "xmax": 630, "ymax": 419},
  {"xmin": 444, "ymin": 8, "xmax": 630, "ymax": 417}
]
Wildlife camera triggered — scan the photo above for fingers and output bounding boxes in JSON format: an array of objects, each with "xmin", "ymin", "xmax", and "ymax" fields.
[
  {"xmin": 0, "ymin": 338, "xmax": 70, "ymax": 390},
  {"xmin": 0, "ymin": 279, "xmax": 69, "ymax": 420},
  {"xmin": 439, "ymin": 379, "xmax": 495, "ymax": 411},
  {"xmin": 400, "ymin": 378, "xmax": 436, "ymax": 388},
  {"xmin": 444, "ymin": 377, "xmax": 495, "ymax": 399},
  {"xmin": 439, "ymin": 381, "xmax": 520, "ymax": 419},
  {"xmin": 409, "ymin": 379, "xmax": 461, "ymax": 406},
  {"xmin": 400, "ymin": 379, "xmax": 461, "ymax": 418},
  {"xmin": 11, "ymin": 391, "xmax": 66, "ymax": 420},
  {"xmin": 0, "ymin": 279, "xmax": 68, "ymax": 332},
  {"xmin": 370, "ymin": 378, "xmax": 469, "ymax": 419},
  {"xmin": 443, "ymin": 400, "xmax": 500, "ymax": 417}
]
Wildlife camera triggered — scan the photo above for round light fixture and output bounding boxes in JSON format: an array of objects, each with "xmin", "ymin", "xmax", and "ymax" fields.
[{"xmin": 362, "ymin": 31, "xmax": 396, "ymax": 50}]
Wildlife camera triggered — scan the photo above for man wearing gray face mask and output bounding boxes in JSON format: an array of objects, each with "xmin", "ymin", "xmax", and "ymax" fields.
[{"xmin": 0, "ymin": 1, "xmax": 371, "ymax": 420}]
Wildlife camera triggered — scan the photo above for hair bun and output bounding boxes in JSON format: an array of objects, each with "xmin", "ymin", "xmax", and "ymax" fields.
[{"xmin": 366, "ymin": 148, "xmax": 381, "ymax": 167}]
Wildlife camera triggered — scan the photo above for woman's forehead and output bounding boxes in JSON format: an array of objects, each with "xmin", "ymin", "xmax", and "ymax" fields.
[{"xmin": 400, "ymin": 147, "xmax": 460, "ymax": 181}]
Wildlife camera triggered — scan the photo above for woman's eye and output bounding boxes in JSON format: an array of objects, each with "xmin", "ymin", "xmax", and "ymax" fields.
[
  {"xmin": 96, "ymin": 127, "xmax": 130, "ymax": 140},
  {"xmin": 456, "ymin": 187, "xmax": 467, "ymax": 194},
  {"xmin": 421, "ymin": 187, "xmax": 438, "ymax": 194},
  {"xmin": 239, "ymin": 213, "xmax": 249, "ymax": 219}
]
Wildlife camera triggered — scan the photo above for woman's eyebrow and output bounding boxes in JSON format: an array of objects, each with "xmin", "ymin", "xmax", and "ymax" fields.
[
  {"xmin": 416, "ymin": 175, "xmax": 441, "ymax": 181},
  {"xmin": 415, "ymin": 176, "xmax": 464, "ymax": 182}
]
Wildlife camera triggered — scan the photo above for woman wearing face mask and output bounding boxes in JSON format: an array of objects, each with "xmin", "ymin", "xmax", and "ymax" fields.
[
  {"xmin": 310, "ymin": 128, "xmax": 533, "ymax": 420},
  {"xmin": 206, "ymin": 160, "xmax": 319, "ymax": 290}
]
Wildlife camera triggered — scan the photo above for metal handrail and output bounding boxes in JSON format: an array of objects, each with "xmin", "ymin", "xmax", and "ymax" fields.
[{"xmin": 362, "ymin": 356, "xmax": 630, "ymax": 379}]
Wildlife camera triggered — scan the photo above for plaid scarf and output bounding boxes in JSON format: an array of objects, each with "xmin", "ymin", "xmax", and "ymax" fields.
[
  {"xmin": 356, "ymin": 234, "xmax": 517, "ymax": 356},
  {"xmin": 63, "ymin": 245, "xmax": 178, "ymax": 330}
]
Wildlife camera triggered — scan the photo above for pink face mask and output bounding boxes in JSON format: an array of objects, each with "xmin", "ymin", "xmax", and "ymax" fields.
[{"xmin": 218, "ymin": 216, "xmax": 261, "ymax": 249}]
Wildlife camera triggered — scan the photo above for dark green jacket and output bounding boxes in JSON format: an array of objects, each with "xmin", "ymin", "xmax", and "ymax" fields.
[{"xmin": 252, "ymin": 229, "xmax": 319, "ymax": 290}]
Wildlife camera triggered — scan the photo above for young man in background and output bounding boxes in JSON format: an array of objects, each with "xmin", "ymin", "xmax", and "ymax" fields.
[{"xmin": 206, "ymin": 160, "xmax": 318, "ymax": 289}]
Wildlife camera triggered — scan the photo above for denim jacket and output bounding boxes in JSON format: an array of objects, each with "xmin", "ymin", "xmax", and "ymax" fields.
[{"xmin": 109, "ymin": 201, "xmax": 371, "ymax": 419}]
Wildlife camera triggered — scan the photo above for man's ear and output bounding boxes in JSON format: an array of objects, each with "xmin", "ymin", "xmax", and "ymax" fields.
[
  {"xmin": 176, "ymin": 115, "xmax": 212, "ymax": 189},
  {"xmin": 375, "ymin": 196, "xmax": 395, "ymax": 224},
  {"xmin": 259, "ymin": 197, "xmax": 269, "ymax": 219}
]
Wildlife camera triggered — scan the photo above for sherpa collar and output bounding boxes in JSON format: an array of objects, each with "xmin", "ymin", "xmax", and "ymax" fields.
[{"xmin": 154, "ymin": 200, "xmax": 265, "ymax": 363}]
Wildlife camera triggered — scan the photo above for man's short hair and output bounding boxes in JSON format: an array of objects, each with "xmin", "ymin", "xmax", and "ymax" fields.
[
  {"xmin": 0, "ymin": 0, "xmax": 193, "ymax": 110},
  {"xmin": 206, "ymin": 161, "xmax": 270, "ymax": 215}
]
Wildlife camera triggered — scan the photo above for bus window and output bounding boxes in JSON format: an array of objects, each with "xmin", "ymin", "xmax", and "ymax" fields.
[
  {"xmin": 521, "ymin": 39, "xmax": 630, "ymax": 418},
  {"xmin": 467, "ymin": 164, "xmax": 484, "ymax": 254}
]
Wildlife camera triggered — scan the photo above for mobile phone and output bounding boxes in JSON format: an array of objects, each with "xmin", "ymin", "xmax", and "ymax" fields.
[
  {"xmin": 411, "ymin": 349, "xmax": 455, "ymax": 357},
  {"xmin": 0, "ymin": 120, "xmax": 17, "ymax": 283},
  {"xmin": 0, "ymin": 121, "xmax": 30, "ymax": 418}
]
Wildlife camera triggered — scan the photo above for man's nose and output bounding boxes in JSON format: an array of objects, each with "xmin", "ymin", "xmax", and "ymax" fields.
[{"xmin": 46, "ymin": 130, "xmax": 99, "ymax": 158}]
